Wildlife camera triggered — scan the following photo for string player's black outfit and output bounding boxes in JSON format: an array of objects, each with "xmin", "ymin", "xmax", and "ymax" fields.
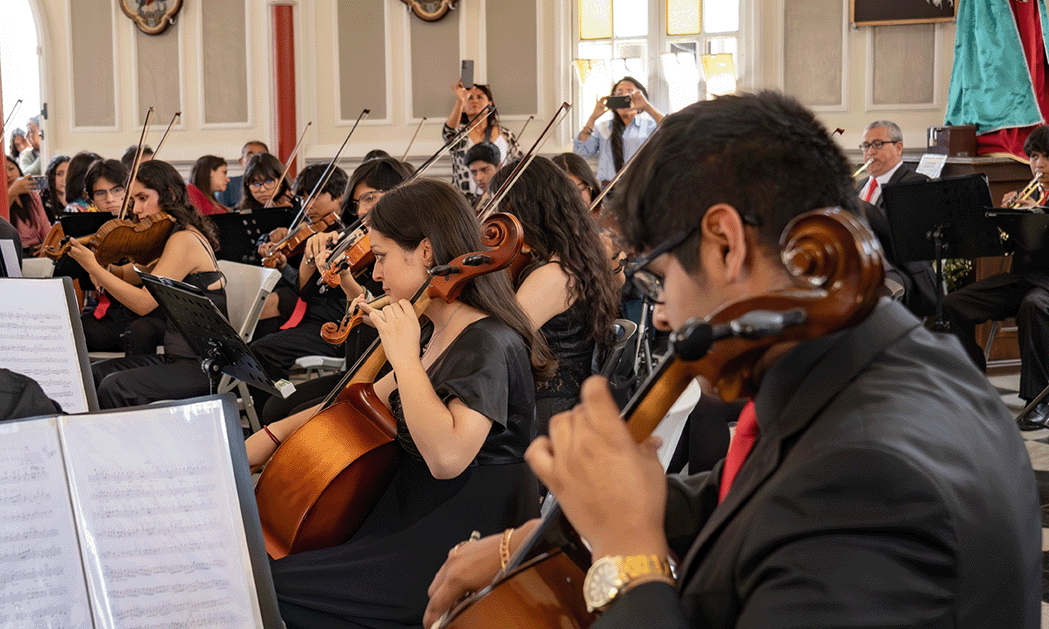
[{"xmin": 270, "ymin": 317, "xmax": 540, "ymax": 629}]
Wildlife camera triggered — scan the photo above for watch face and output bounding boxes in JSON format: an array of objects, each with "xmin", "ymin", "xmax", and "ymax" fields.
[{"xmin": 584, "ymin": 558, "xmax": 621, "ymax": 610}]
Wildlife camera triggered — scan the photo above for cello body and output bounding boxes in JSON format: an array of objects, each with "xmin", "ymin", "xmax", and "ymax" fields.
[{"xmin": 255, "ymin": 380, "xmax": 401, "ymax": 559}]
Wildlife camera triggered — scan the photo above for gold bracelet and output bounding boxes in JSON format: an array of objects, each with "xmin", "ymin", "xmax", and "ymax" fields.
[{"xmin": 499, "ymin": 527, "xmax": 515, "ymax": 569}]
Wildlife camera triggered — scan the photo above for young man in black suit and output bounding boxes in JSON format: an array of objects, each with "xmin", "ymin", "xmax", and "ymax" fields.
[{"xmin": 425, "ymin": 92, "xmax": 1041, "ymax": 629}]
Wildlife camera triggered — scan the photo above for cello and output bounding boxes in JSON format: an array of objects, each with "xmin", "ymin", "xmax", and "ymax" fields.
[
  {"xmin": 434, "ymin": 207, "xmax": 885, "ymax": 628},
  {"xmin": 254, "ymin": 212, "xmax": 525, "ymax": 559}
]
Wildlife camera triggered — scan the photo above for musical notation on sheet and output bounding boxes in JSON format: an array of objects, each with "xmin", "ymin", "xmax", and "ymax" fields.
[{"xmin": 0, "ymin": 279, "xmax": 91, "ymax": 413}]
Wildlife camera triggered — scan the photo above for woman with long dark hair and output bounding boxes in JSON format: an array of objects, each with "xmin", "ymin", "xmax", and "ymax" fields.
[
  {"xmin": 40, "ymin": 155, "xmax": 70, "ymax": 220},
  {"xmin": 5, "ymin": 155, "xmax": 50, "ymax": 255},
  {"xmin": 490, "ymin": 156, "xmax": 620, "ymax": 432},
  {"xmin": 236, "ymin": 153, "xmax": 298, "ymax": 212},
  {"xmin": 63, "ymin": 151, "xmax": 103, "ymax": 212},
  {"xmin": 442, "ymin": 81, "xmax": 522, "ymax": 198},
  {"xmin": 187, "ymin": 154, "xmax": 230, "ymax": 215},
  {"xmin": 67, "ymin": 160, "xmax": 226, "ymax": 409},
  {"xmin": 574, "ymin": 76, "xmax": 664, "ymax": 186},
  {"xmin": 248, "ymin": 178, "xmax": 548, "ymax": 629}
]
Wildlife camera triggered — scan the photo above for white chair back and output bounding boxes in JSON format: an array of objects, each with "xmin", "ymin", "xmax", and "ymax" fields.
[
  {"xmin": 21, "ymin": 258, "xmax": 55, "ymax": 278},
  {"xmin": 216, "ymin": 260, "xmax": 281, "ymax": 342}
]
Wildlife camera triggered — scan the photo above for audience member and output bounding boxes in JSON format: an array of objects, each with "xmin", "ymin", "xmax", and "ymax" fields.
[
  {"xmin": 574, "ymin": 77, "xmax": 663, "ymax": 186},
  {"xmin": 218, "ymin": 140, "xmax": 268, "ymax": 208},
  {"xmin": 188, "ymin": 155, "xmax": 230, "ymax": 215}
]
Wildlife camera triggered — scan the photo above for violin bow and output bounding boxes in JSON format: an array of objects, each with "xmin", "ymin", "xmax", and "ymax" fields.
[
  {"xmin": 119, "ymin": 106, "xmax": 155, "ymax": 220},
  {"xmin": 3, "ymin": 99, "xmax": 23, "ymax": 130},
  {"xmin": 294, "ymin": 110, "xmax": 370, "ymax": 230},
  {"xmin": 407, "ymin": 104, "xmax": 493, "ymax": 182},
  {"xmin": 264, "ymin": 121, "xmax": 313, "ymax": 211},
  {"xmin": 478, "ymin": 102, "xmax": 572, "ymax": 221},
  {"xmin": 587, "ymin": 131, "xmax": 654, "ymax": 214},
  {"xmin": 515, "ymin": 115, "xmax": 535, "ymax": 144},
  {"xmin": 150, "ymin": 111, "xmax": 181, "ymax": 160},
  {"xmin": 401, "ymin": 117, "xmax": 427, "ymax": 161}
]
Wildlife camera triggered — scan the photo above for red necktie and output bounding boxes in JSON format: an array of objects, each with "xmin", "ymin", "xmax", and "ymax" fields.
[
  {"xmin": 862, "ymin": 177, "xmax": 878, "ymax": 203},
  {"xmin": 279, "ymin": 298, "xmax": 308, "ymax": 330},
  {"xmin": 718, "ymin": 401, "xmax": 759, "ymax": 503},
  {"xmin": 93, "ymin": 293, "xmax": 111, "ymax": 319}
]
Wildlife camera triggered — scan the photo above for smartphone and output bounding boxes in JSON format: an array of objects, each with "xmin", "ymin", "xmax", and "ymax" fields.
[
  {"xmin": 605, "ymin": 95, "xmax": 632, "ymax": 110},
  {"xmin": 460, "ymin": 60, "xmax": 475, "ymax": 89},
  {"xmin": 29, "ymin": 176, "xmax": 46, "ymax": 191}
]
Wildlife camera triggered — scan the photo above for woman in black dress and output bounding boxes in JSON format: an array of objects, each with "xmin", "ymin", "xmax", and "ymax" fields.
[
  {"xmin": 247, "ymin": 178, "xmax": 550, "ymax": 629},
  {"xmin": 489, "ymin": 156, "xmax": 621, "ymax": 434}
]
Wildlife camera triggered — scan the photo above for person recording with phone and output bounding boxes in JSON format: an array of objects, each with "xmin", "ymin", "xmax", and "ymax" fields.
[
  {"xmin": 574, "ymin": 77, "xmax": 664, "ymax": 188},
  {"xmin": 443, "ymin": 73, "xmax": 521, "ymax": 199}
]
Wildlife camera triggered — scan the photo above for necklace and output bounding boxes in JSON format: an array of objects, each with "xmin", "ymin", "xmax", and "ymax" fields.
[{"xmin": 422, "ymin": 302, "xmax": 466, "ymax": 355}]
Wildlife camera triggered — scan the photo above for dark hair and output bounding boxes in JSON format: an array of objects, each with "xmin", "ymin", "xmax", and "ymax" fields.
[
  {"xmin": 465, "ymin": 142, "xmax": 501, "ymax": 168},
  {"xmin": 610, "ymin": 90, "xmax": 856, "ymax": 272},
  {"xmin": 1024, "ymin": 126, "xmax": 1049, "ymax": 158},
  {"xmin": 85, "ymin": 159, "xmax": 129, "ymax": 202},
  {"xmin": 121, "ymin": 145, "xmax": 154, "ymax": 171},
  {"xmin": 364, "ymin": 149, "xmax": 391, "ymax": 162},
  {"xmin": 45, "ymin": 155, "xmax": 71, "ymax": 209},
  {"xmin": 458, "ymin": 84, "xmax": 501, "ymax": 130},
  {"xmin": 490, "ymin": 157, "xmax": 619, "ymax": 346},
  {"xmin": 134, "ymin": 160, "xmax": 219, "ymax": 250},
  {"xmin": 294, "ymin": 163, "xmax": 349, "ymax": 200},
  {"xmin": 5, "ymin": 155, "xmax": 34, "ymax": 227},
  {"xmin": 609, "ymin": 77, "xmax": 649, "ymax": 173},
  {"xmin": 551, "ymin": 152, "xmax": 600, "ymax": 208},
  {"xmin": 340, "ymin": 157, "xmax": 412, "ymax": 220},
  {"xmin": 64, "ymin": 152, "xmax": 103, "ymax": 204},
  {"xmin": 190, "ymin": 155, "xmax": 228, "ymax": 197},
  {"xmin": 368, "ymin": 178, "xmax": 552, "ymax": 381},
  {"xmin": 236, "ymin": 153, "xmax": 292, "ymax": 211},
  {"xmin": 242, "ymin": 140, "xmax": 269, "ymax": 156},
  {"xmin": 8, "ymin": 128, "xmax": 25, "ymax": 161}
]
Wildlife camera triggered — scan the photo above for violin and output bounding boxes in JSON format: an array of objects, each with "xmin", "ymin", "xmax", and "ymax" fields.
[
  {"xmin": 41, "ymin": 212, "xmax": 177, "ymax": 267},
  {"xmin": 254, "ymin": 212, "xmax": 525, "ymax": 559},
  {"xmin": 261, "ymin": 212, "xmax": 340, "ymax": 268},
  {"xmin": 435, "ymin": 207, "xmax": 885, "ymax": 628}
]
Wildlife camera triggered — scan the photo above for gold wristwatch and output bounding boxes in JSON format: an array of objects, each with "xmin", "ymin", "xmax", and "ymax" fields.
[{"xmin": 583, "ymin": 554, "xmax": 675, "ymax": 613}]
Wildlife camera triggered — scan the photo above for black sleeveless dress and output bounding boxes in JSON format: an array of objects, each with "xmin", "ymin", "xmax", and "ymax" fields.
[
  {"xmin": 270, "ymin": 317, "xmax": 540, "ymax": 629},
  {"xmin": 535, "ymin": 300, "xmax": 594, "ymax": 435}
]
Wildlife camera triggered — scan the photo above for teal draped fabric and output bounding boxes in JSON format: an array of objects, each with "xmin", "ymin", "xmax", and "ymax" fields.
[{"xmin": 945, "ymin": 0, "xmax": 1043, "ymax": 133}]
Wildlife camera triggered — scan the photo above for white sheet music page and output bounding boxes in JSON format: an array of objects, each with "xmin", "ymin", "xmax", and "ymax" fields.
[
  {"xmin": 0, "ymin": 278, "xmax": 91, "ymax": 413},
  {"xmin": 59, "ymin": 400, "xmax": 264, "ymax": 629},
  {"xmin": 0, "ymin": 418, "xmax": 93, "ymax": 629}
]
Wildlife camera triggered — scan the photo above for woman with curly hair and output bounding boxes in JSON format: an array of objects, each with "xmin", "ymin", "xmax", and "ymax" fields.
[{"xmin": 67, "ymin": 160, "xmax": 227, "ymax": 409}]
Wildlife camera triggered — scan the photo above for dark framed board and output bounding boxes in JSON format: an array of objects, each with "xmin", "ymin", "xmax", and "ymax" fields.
[{"xmin": 851, "ymin": 0, "xmax": 956, "ymax": 26}]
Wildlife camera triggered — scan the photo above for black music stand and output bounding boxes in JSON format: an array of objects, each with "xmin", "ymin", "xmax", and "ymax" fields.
[
  {"xmin": 211, "ymin": 207, "xmax": 293, "ymax": 265},
  {"xmin": 138, "ymin": 273, "xmax": 288, "ymax": 400},
  {"xmin": 882, "ymin": 173, "xmax": 1004, "ymax": 330}
]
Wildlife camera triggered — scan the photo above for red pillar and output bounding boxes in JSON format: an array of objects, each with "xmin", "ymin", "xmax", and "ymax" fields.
[{"xmin": 271, "ymin": 4, "xmax": 298, "ymax": 181}]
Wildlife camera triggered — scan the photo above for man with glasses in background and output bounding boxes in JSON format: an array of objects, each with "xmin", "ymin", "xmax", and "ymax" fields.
[{"xmin": 856, "ymin": 120, "xmax": 939, "ymax": 318}]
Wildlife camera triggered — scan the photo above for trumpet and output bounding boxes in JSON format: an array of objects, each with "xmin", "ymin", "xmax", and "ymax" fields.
[
  {"xmin": 852, "ymin": 158, "xmax": 873, "ymax": 179},
  {"xmin": 1006, "ymin": 175, "xmax": 1044, "ymax": 209}
]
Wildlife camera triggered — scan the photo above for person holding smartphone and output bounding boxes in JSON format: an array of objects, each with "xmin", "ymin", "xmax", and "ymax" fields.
[
  {"xmin": 443, "ymin": 79, "xmax": 522, "ymax": 199},
  {"xmin": 575, "ymin": 77, "xmax": 664, "ymax": 188}
]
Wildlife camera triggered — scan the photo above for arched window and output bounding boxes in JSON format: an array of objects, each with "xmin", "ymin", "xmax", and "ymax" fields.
[
  {"xmin": 1, "ymin": 0, "xmax": 43, "ymax": 155},
  {"xmin": 574, "ymin": 0, "xmax": 744, "ymax": 128}
]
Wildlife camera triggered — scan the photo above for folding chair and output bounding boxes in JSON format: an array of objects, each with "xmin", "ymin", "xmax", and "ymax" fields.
[{"xmin": 214, "ymin": 260, "xmax": 282, "ymax": 433}]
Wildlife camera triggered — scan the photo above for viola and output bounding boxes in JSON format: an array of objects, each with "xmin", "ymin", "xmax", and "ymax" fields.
[
  {"xmin": 254, "ymin": 212, "xmax": 525, "ymax": 559},
  {"xmin": 262, "ymin": 212, "xmax": 340, "ymax": 268},
  {"xmin": 41, "ymin": 212, "xmax": 177, "ymax": 267},
  {"xmin": 318, "ymin": 225, "xmax": 374, "ymax": 290},
  {"xmin": 435, "ymin": 207, "xmax": 885, "ymax": 628}
]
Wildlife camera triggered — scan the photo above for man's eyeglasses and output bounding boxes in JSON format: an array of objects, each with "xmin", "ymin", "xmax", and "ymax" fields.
[
  {"xmin": 858, "ymin": 139, "xmax": 899, "ymax": 152},
  {"xmin": 91, "ymin": 185, "xmax": 124, "ymax": 200},
  {"xmin": 624, "ymin": 223, "xmax": 703, "ymax": 304},
  {"xmin": 248, "ymin": 178, "xmax": 276, "ymax": 190}
]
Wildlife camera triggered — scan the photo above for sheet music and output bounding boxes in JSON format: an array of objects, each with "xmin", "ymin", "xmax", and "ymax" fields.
[
  {"xmin": 0, "ymin": 419, "xmax": 93, "ymax": 629},
  {"xmin": 0, "ymin": 278, "xmax": 91, "ymax": 413},
  {"xmin": 0, "ymin": 240, "xmax": 20, "ymax": 276},
  {"xmin": 59, "ymin": 400, "xmax": 264, "ymax": 629}
]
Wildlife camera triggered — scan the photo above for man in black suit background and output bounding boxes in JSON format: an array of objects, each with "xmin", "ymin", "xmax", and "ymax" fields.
[
  {"xmin": 424, "ymin": 92, "xmax": 1041, "ymax": 629},
  {"xmin": 857, "ymin": 120, "xmax": 940, "ymax": 317}
]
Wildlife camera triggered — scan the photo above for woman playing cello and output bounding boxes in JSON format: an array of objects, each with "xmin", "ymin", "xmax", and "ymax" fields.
[{"xmin": 248, "ymin": 178, "xmax": 550, "ymax": 629}]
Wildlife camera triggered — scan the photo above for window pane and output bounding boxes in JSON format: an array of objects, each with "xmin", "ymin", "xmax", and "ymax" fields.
[
  {"xmin": 703, "ymin": 0, "xmax": 738, "ymax": 33},
  {"xmin": 613, "ymin": 0, "xmax": 648, "ymax": 37},
  {"xmin": 667, "ymin": 0, "xmax": 700, "ymax": 36},
  {"xmin": 580, "ymin": 0, "xmax": 612, "ymax": 40},
  {"xmin": 663, "ymin": 43, "xmax": 699, "ymax": 112}
]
